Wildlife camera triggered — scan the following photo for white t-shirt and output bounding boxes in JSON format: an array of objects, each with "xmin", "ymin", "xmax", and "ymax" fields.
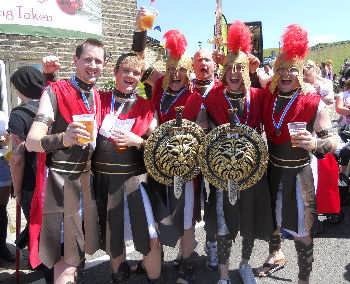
[{"xmin": 338, "ymin": 90, "xmax": 350, "ymax": 126}]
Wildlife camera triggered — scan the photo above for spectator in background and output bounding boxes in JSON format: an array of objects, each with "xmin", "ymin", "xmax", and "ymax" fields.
[
  {"xmin": 8, "ymin": 66, "xmax": 45, "ymax": 250},
  {"xmin": 324, "ymin": 59, "xmax": 334, "ymax": 81},
  {"xmin": 339, "ymin": 65, "xmax": 350, "ymax": 90},
  {"xmin": 257, "ymin": 61, "xmax": 274, "ymax": 88},
  {"xmin": 320, "ymin": 62, "xmax": 327, "ymax": 78},
  {"xmin": 335, "ymin": 78, "xmax": 350, "ymax": 208},
  {"xmin": 303, "ymin": 60, "xmax": 342, "ymax": 225},
  {"xmin": 303, "ymin": 60, "xmax": 334, "ymax": 105},
  {"xmin": 0, "ymin": 110, "xmax": 15, "ymax": 263},
  {"xmin": 340, "ymin": 58, "xmax": 350, "ymax": 76},
  {"xmin": 335, "ymin": 79, "xmax": 350, "ymax": 173}
]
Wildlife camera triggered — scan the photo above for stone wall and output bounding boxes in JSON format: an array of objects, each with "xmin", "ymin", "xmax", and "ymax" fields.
[{"xmin": 0, "ymin": 0, "xmax": 164, "ymax": 111}]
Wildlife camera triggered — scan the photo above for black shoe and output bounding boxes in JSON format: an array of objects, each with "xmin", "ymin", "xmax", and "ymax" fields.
[
  {"xmin": 35, "ymin": 264, "xmax": 54, "ymax": 283},
  {"xmin": 176, "ymin": 269, "xmax": 195, "ymax": 284},
  {"xmin": 311, "ymin": 215, "xmax": 324, "ymax": 237},
  {"xmin": 326, "ymin": 212, "xmax": 344, "ymax": 224},
  {"xmin": 111, "ymin": 262, "xmax": 130, "ymax": 284},
  {"xmin": 148, "ymin": 276, "xmax": 164, "ymax": 284},
  {"xmin": 0, "ymin": 245, "xmax": 15, "ymax": 263},
  {"xmin": 176, "ymin": 259, "xmax": 195, "ymax": 284}
]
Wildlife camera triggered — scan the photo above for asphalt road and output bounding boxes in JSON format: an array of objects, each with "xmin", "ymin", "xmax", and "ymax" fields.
[{"xmin": 1, "ymin": 205, "xmax": 350, "ymax": 283}]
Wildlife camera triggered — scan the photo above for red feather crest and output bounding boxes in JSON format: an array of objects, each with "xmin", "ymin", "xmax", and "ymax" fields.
[
  {"xmin": 282, "ymin": 24, "xmax": 309, "ymax": 60},
  {"xmin": 227, "ymin": 21, "xmax": 252, "ymax": 54},
  {"xmin": 163, "ymin": 29, "xmax": 187, "ymax": 60}
]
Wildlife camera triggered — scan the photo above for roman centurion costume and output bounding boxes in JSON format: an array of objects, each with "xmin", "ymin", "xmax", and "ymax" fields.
[
  {"xmin": 185, "ymin": 22, "xmax": 273, "ymax": 282},
  {"xmin": 149, "ymin": 30, "xmax": 203, "ymax": 248},
  {"xmin": 31, "ymin": 77, "xmax": 101, "ymax": 269},
  {"xmin": 262, "ymin": 25, "xmax": 333, "ymax": 281},
  {"xmin": 92, "ymin": 77, "xmax": 155, "ymax": 260}
]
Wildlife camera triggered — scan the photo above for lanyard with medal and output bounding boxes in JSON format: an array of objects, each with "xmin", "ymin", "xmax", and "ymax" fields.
[
  {"xmin": 224, "ymin": 90, "xmax": 250, "ymax": 124},
  {"xmin": 70, "ymin": 75, "xmax": 95, "ymax": 113},
  {"xmin": 70, "ymin": 76, "xmax": 96, "ymax": 146},
  {"xmin": 272, "ymin": 89, "xmax": 300, "ymax": 136},
  {"xmin": 110, "ymin": 93, "xmax": 126, "ymax": 118},
  {"xmin": 110, "ymin": 91, "xmax": 137, "ymax": 133}
]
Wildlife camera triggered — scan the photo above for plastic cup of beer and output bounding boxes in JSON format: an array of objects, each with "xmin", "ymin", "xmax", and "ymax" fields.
[
  {"xmin": 288, "ymin": 122, "xmax": 307, "ymax": 147},
  {"xmin": 112, "ymin": 128, "xmax": 128, "ymax": 153},
  {"xmin": 138, "ymin": 8, "xmax": 158, "ymax": 31},
  {"xmin": 72, "ymin": 114, "xmax": 95, "ymax": 144}
]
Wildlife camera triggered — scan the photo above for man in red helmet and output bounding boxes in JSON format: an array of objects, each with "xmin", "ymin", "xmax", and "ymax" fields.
[
  {"xmin": 255, "ymin": 25, "xmax": 338, "ymax": 284},
  {"xmin": 184, "ymin": 21, "xmax": 273, "ymax": 284}
]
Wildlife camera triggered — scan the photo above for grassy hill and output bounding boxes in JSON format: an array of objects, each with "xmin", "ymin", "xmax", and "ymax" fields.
[{"xmin": 263, "ymin": 41, "xmax": 350, "ymax": 76}]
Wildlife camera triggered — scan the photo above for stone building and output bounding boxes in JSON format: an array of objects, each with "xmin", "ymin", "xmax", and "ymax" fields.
[{"xmin": 0, "ymin": 0, "xmax": 164, "ymax": 113}]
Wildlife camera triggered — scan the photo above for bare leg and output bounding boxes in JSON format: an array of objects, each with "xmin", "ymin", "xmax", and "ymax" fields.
[
  {"xmin": 54, "ymin": 258, "xmax": 77, "ymax": 284},
  {"xmin": 110, "ymin": 254, "xmax": 124, "ymax": 274},
  {"xmin": 143, "ymin": 238, "xmax": 162, "ymax": 280},
  {"xmin": 181, "ymin": 227, "xmax": 196, "ymax": 259},
  {"xmin": 110, "ymin": 253, "xmax": 130, "ymax": 284}
]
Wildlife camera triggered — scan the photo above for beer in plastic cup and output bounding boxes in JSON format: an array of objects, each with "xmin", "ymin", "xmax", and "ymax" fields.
[
  {"xmin": 112, "ymin": 128, "xmax": 128, "ymax": 153},
  {"xmin": 138, "ymin": 8, "xmax": 158, "ymax": 31},
  {"xmin": 72, "ymin": 114, "xmax": 95, "ymax": 144},
  {"xmin": 287, "ymin": 122, "xmax": 307, "ymax": 147}
]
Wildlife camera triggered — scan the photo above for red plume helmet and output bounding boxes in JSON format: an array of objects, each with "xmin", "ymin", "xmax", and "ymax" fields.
[
  {"xmin": 227, "ymin": 21, "xmax": 252, "ymax": 54},
  {"xmin": 281, "ymin": 24, "xmax": 309, "ymax": 60},
  {"xmin": 163, "ymin": 29, "xmax": 187, "ymax": 60}
]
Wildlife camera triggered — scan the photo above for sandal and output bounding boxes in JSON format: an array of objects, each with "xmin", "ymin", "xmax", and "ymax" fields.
[{"xmin": 253, "ymin": 258, "xmax": 286, "ymax": 277}]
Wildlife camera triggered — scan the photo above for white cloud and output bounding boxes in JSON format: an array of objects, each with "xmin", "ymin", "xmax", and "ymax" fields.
[{"xmin": 309, "ymin": 34, "xmax": 338, "ymax": 46}]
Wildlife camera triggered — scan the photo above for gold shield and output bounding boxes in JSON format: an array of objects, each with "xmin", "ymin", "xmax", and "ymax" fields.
[
  {"xmin": 199, "ymin": 123, "xmax": 268, "ymax": 191},
  {"xmin": 144, "ymin": 119, "xmax": 205, "ymax": 185}
]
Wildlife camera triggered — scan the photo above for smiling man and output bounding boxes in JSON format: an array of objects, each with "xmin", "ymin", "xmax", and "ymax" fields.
[
  {"xmin": 26, "ymin": 38, "xmax": 105, "ymax": 284},
  {"xmin": 149, "ymin": 30, "xmax": 201, "ymax": 284},
  {"xmin": 184, "ymin": 21, "xmax": 274, "ymax": 284},
  {"xmin": 257, "ymin": 25, "xmax": 338, "ymax": 284}
]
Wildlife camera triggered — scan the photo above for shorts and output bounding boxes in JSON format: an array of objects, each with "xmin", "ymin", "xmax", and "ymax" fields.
[{"xmin": 0, "ymin": 157, "xmax": 12, "ymax": 188}]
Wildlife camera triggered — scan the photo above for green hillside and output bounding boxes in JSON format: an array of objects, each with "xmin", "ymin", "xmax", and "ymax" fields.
[{"xmin": 263, "ymin": 41, "xmax": 350, "ymax": 76}]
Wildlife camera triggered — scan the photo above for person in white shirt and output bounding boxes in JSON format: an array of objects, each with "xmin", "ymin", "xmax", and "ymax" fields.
[{"xmin": 303, "ymin": 60, "xmax": 334, "ymax": 105}]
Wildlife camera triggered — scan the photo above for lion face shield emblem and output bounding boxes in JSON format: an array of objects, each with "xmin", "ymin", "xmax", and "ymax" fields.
[
  {"xmin": 155, "ymin": 133, "xmax": 199, "ymax": 177},
  {"xmin": 209, "ymin": 136, "xmax": 257, "ymax": 181},
  {"xmin": 199, "ymin": 123, "xmax": 268, "ymax": 205},
  {"xmin": 144, "ymin": 107, "xmax": 205, "ymax": 199}
]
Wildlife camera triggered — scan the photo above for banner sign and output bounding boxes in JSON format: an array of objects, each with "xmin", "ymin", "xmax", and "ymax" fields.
[{"xmin": 0, "ymin": 0, "xmax": 102, "ymax": 38}]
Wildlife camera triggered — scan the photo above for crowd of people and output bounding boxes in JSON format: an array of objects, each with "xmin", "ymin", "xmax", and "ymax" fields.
[{"xmin": 1, "ymin": 8, "xmax": 350, "ymax": 284}]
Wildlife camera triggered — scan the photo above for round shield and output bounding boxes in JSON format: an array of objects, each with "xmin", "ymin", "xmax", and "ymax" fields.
[
  {"xmin": 144, "ymin": 119, "xmax": 205, "ymax": 185},
  {"xmin": 199, "ymin": 123, "xmax": 268, "ymax": 191}
]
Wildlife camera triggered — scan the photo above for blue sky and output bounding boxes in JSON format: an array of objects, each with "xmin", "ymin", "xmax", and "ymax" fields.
[{"xmin": 137, "ymin": 0, "xmax": 349, "ymax": 56}]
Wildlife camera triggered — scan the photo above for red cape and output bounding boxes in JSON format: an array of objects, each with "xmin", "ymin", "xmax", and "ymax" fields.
[
  {"xmin": 29, "ymin": 152, "xmax": 46, "ymax": 269},
  {"xmin": 316, "ymin": 153, "xmax": 340, "ymax": 214}
]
